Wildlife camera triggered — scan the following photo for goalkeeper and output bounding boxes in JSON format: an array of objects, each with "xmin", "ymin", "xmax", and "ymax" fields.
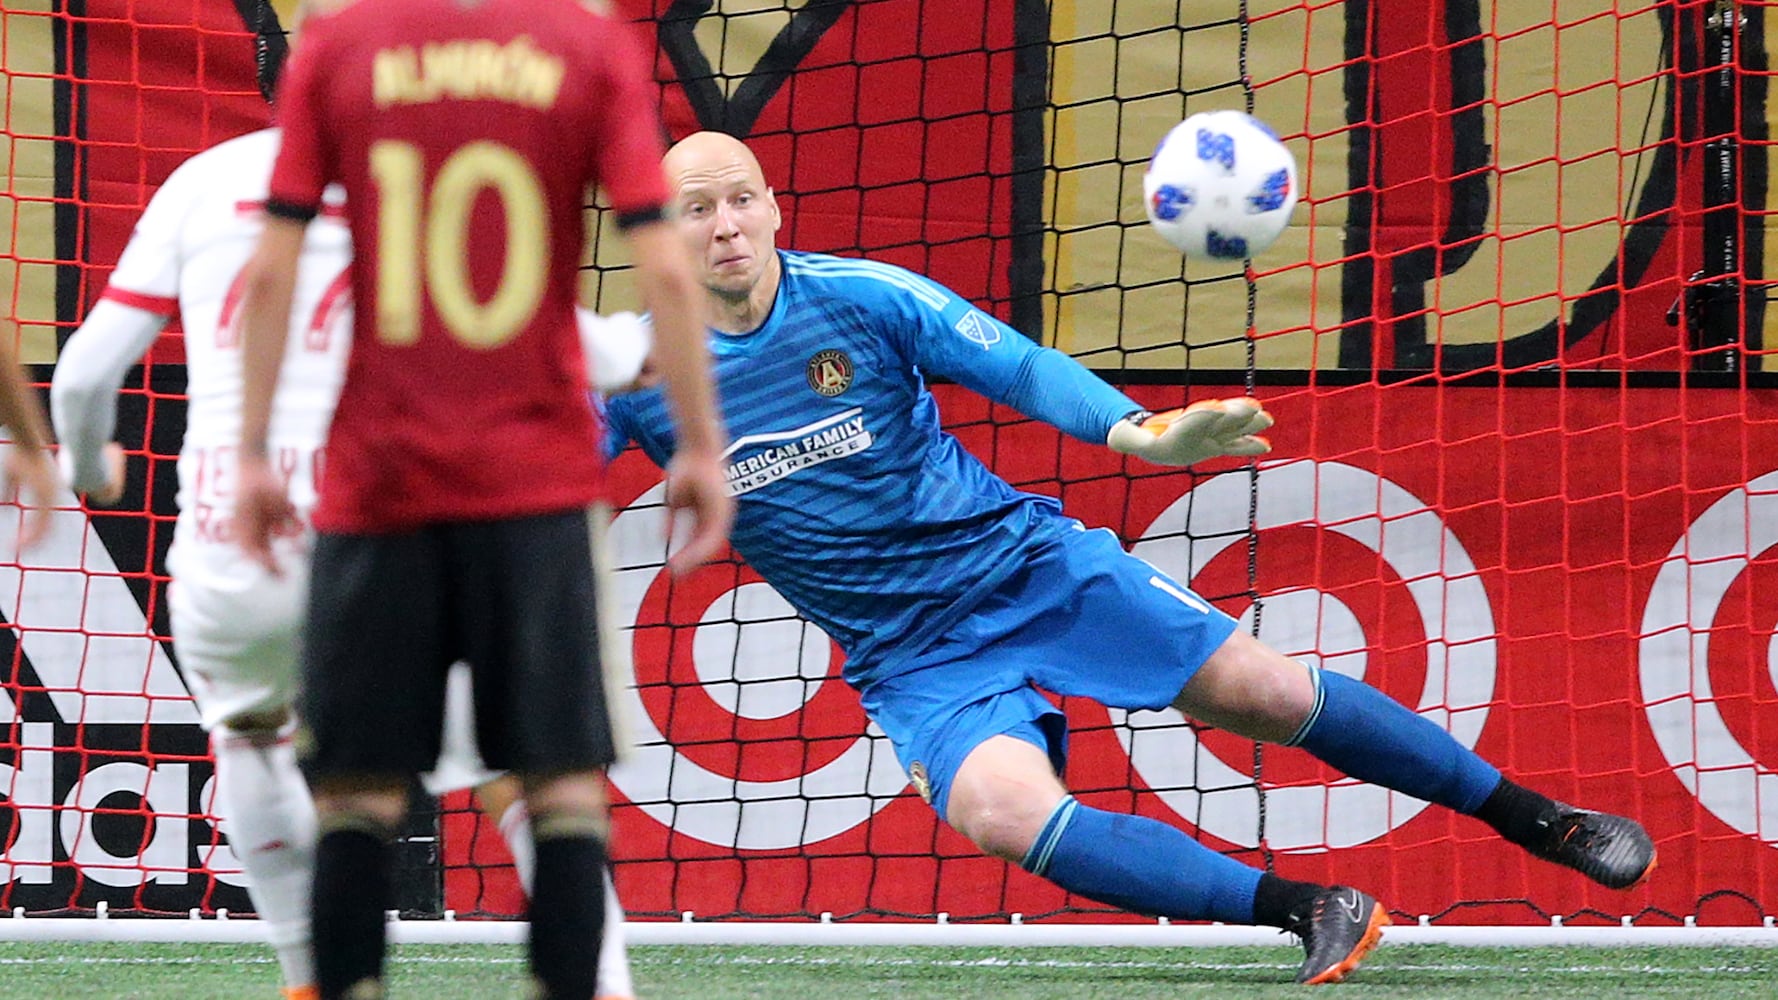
[{"xmin": 602, "ymin": 131, "xmax": 1658, "ymax": 986}]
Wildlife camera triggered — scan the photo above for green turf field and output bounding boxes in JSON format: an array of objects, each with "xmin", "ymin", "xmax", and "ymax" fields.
[{"xmin": 0, "ymin": 942, "xmax": 1772, "ymax": 998}]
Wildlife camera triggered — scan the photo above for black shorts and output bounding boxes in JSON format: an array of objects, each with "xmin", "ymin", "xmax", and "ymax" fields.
[{"xmin": 299, "ymin": 507, "xmax": 617, "ymax": 780}]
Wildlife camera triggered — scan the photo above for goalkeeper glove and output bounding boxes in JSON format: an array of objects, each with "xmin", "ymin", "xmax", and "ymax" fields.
[
  {"xmin": 577, "ymin": 308, "xmax": 652, "ymax": 393},
  {"xmin": 1105, "ymin": 397, "xmax": 1274, "ymax": 467}
]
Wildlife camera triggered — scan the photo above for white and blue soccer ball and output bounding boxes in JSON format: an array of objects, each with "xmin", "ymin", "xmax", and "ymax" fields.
[{"xmin": 1143, "ymin": 110, "xmax": 1299, "ymax": 260}]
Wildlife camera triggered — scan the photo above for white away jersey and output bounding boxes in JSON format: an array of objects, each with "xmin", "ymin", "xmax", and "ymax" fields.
[{"xmin": 104, "ymin": 127, "xmax": 349, "ymax": 521}]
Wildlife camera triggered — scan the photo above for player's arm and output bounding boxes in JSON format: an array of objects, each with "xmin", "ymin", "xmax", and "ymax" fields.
[
  {"xmin": 0, "ymin": 323, "xmax": 61, "ymax": 549},
  {"xmin": 628, "ymin": 221, "xmax": 719, "ymax": 455},
  {"xmin": 54, "ymin": 153, "xmax": 196, "ymax": 504},
  {"xmin": 590, "ymin": 18, "xmax": 730, "ymax": 573},
  {"xmin": 235, "ymin": 19, "xmax": 331, "ymax": 573},
  {"xmin": 625, "ymin": 219, "xmax": 732, "ymax": 574},
  {"xmin": 890, "ymin": 277, "xmax": 1134, "ymax": 440},
  {"xmin": 51, "ymin": 303, "xmax": 168, "ymax": 504},
  {"xmin": 238, "ymin": 218, "xmax": 304, "ymax": 461},
  {"xmin": 235, "ymin": 217, "xmax": 304, "ymax": 572},
  {"xmin": 903, "ymin": 279, "xmax": 1271, "ymax": 466}
]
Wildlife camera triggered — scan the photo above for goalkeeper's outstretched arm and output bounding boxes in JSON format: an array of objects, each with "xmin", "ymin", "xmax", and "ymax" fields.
[
  {"xmin": 997, "ymin": 345, "xmax": 1273, "ymax": 467},
  {"xmin": 899, "ymin": 285, "xmax": 1273, "ymax": 466}
]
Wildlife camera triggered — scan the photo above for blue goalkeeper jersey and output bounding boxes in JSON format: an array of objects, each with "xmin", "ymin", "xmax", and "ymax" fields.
[{"xmin": 602, "ymin": 250, "xmax": 1139, "ymax": 678}]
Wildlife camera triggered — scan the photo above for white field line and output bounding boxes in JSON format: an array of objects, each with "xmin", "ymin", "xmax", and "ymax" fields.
[
  {"xmin": 2, "ymin": 920, "xmax": 1775, "ymax": 948},
  {"xmin": 0, "ymin": 954, "xmax": 522, "ymax": 967},
  {"xmin": 673, "ymin": 954, "xmax": 1764, "ymax": 975},
  {"xmin": 0, "ymin": 951, "xmax": 1763, "ymax": 977}
]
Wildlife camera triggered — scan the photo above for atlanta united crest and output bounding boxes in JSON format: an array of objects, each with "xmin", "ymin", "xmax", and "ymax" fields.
[{"xmin": 806, "ymin": 349, "xmax": 855, "ymax": 397}]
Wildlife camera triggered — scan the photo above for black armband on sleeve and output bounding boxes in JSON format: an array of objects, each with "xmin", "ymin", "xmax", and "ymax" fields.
[
  {"xmin": 614, "ymin": 205, "xmax": 667, "ymax": 230},
  {"xmin": 263, "ymin": 197, "xmax": 319, "ymax": 223}
]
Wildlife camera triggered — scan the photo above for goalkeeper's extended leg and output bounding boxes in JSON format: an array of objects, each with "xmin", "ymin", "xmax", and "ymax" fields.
[
  {"xmin": 211, "ymin": 712, "xmax": 318, "ymax": 999},
  {"xmin": 950, "ymin": 736, "xmax": 1387, "ymax": 985},
  {"xmin": 1178, "ymin": 630, "xmax": 1655, "ymax": 890}
]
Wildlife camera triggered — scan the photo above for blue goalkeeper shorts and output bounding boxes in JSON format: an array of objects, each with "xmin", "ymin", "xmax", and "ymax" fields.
[{"xmin": 855, "ymin": 524, "xmax": 1239, "ymax": 819}]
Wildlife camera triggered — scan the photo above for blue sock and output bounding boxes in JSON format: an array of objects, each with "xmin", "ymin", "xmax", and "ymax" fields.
[
  {"xmin": 1289, "ymin": 668, "xmax": 1501, "ymax": 813},
  {"xmin": 1021, "ymin": 796, "xmax": 1261, "ymax": 924}
]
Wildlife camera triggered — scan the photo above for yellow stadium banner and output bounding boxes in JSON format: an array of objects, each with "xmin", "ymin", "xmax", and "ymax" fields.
[
  {"xmin": 2, "ymin": 0, "xmax": 59, "ymax": 363},
  {"xmin": 4, "ymin": 1, "xmax": 1773, "ymax": 373}
]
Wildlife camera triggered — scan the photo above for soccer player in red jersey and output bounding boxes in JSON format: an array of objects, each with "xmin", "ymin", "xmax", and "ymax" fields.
[{"xmin": 233, "ymin": 3, "xmax": 732, "ymax": 997}]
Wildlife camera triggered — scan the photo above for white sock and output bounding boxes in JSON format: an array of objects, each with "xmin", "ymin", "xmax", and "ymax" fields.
[
  {"xmin": 496, "ymin": 796, "xmax": 537, "ymax": 893},
  {"xmin": 213, "ymin": 725, "xmax": 318, "ymax": 989},
  {"xmin": 598, "ymin": 872, "xmax": 634, "ymax": 999},
  {"xmin": 497, "ymin": 798, "xmax": 634, "ymax": 997}
]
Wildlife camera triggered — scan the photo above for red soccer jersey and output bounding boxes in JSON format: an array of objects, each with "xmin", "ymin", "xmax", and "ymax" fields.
[{"xmin": 266, "ymin": 0, "xmax": 669, "ymax": 533}]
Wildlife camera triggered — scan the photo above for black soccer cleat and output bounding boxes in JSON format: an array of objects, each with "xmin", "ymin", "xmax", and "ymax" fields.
[
  {"xmin": 1527, "ymin": 805, "xmax": 1657, "ymax": 889},
  {"xmin": 1289, "ymin": 885, "xmax": 1389, "ymax": 985}
]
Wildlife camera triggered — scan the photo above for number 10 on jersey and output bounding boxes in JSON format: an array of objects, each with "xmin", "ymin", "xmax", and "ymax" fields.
[{"xmin": 368, "ymin": 139, "xmax": 550, "ymax": 349}]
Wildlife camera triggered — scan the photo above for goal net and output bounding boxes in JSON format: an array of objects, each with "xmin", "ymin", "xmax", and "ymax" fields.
[{"xmin": 3, "ymin": 0, "xmax": 1772, "ymax": 937}]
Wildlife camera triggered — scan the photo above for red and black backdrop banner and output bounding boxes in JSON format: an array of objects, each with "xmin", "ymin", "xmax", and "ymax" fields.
[
  {"xmin": 27, "ymin": 0, "xmax": 1774, "ymax": 922},
  {"xmin": 59, "ymin": 1, "xmax": 1765, "ymax": 370}
]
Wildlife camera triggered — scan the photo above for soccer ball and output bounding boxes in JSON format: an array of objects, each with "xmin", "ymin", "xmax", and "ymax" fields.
[{"xmin": 1143, "ymin": 110, "xmax": 1299, "ymax": 260}]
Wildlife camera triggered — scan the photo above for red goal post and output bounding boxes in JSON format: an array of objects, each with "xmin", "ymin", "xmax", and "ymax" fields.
[{"xmin": 1, "ymin": 0, "xmax": 1774, "ymax": 942}]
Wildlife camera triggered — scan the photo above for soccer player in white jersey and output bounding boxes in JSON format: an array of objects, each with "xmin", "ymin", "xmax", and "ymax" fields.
[
  {"xmin": 52, "ymin": 122, "xmax": 337, "ymax": 1000},
  {"xmin": 48, "ymin": 11, "xmax": 643, "ymax": 995}
]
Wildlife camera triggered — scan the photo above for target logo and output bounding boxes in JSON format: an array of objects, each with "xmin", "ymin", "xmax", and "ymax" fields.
[
  {"xmin": 1110, "ymin": 460, "xmax": 1498, "ymax": 852},
  {"xmin": 603, "ymin": 484, "xmax": 908, "ymax": 850},
  {"xmin": 1639, "ymin": 469, "xmax": 1778, "ymax": 844}
]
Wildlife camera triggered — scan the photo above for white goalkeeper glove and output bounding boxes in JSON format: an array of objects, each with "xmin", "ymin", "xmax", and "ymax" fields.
[
  {"xmin": 1105, "ymin": 397, "xmax": 1274, "ymax": 467},
  {"xmin": 577, "ymin": 308, "xmax": 653, "ymax": 393}
]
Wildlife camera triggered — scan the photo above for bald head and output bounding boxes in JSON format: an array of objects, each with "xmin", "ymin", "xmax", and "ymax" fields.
[
  {"xmin": 664, "ymin": 131, "xmax": 770, "ymax": 193},
  {"xmin": 665, "ymin": 132, "xmax": 783, "ymax": 319}
]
